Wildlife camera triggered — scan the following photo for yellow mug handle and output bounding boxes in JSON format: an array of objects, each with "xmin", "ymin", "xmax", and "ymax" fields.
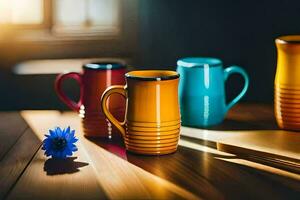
[{"xmin": 101, "ymin": 85, "xmax": 127, "ymax": 137}]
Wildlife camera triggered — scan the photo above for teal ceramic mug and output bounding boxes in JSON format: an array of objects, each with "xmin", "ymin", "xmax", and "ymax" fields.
[{"xmin": 177, "ymin": 57, "xmax": 249, "ymax": 127}]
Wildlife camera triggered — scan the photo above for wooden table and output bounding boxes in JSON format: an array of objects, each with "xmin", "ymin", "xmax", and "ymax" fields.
[{"xmin": 0, "ymin": 104, "xmax": 299, "ymax": 200}]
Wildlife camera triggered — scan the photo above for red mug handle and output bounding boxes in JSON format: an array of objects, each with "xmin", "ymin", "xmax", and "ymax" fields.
[{"xmin": 55, "ymin": 72, "xmax": 83, "ymax": 112}]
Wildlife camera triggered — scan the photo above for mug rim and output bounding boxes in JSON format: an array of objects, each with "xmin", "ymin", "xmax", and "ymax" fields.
[
  {"xmin": 276, "ymin": 35, "xmax": 300, "ymax": 45},
  {"xmin": 125, "ymin": 70, "xmax": 179, "ymax": 81},
  {"xmin": 177, "ymin": 57, "xmax": 222, "ymax": 68},
  {"xmin": 83, "ymin": 62, "xmax": 125, "ymax": 70}
]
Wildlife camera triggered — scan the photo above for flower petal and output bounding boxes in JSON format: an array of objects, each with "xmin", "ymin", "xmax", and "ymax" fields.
[
  {"xmin": 66, "ymin": 130, "xmax": 76, "ymax": 142},
  {"xmin": 65, "ymin": 126, "xmax": 71, "ymax": 134},
  {"xmin": 70, "ymin": 137, "xmax": 78, "ymax": 143},
  {"xmin": 65, "ymin": 148, "xmax": 73, "ymax": 156},
  {"xmin": 72, "ymin": 146, "xmax": 78, "ymax": 152},
  {"xmin": 55, "ymin": 127, "xmax": 63, "ymax": 137},
  {"xmin": 70, "ymin": 130, "xmax": 75, "ymax": 137},
  {"xmin": 62, "ymin": 128, "xmax": 67, "ymax": 138},
  {"xmin": 55, "ymin": 151, "xmax": 62, "ymax": 158},
  {"xmin": 61, "ymin": 150, "xmax": 67, "ymax": 158},
  {"xmin": 49, "ymin": 130, "xmax": 56, "ymax": 137}
]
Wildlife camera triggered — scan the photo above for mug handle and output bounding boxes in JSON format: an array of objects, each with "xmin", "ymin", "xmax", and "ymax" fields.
[
  {"xmin": 101, "ymin": 85, "xmax": 127, "ymax": 137},
  {"xmin": 224, "ymin": 66, "xmax": 249, "ymax": 112},
  {"xmin": 55, "ymin": 72, "xmax": 83, "ymax": 112}
]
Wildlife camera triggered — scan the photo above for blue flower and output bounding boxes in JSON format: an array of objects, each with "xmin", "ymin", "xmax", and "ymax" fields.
[{"xmin": 42, "ymin": 127, "xmax": 78, "ymax": 159}]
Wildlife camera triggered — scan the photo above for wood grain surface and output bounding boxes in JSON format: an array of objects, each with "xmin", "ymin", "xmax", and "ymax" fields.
[
  {"xmin": 0, "ymin": 128, "xmax": 41, "ymax": 199},
  {"xmin": 0, "ymin": 113, "xmax": 41, "ymax": 199},
  {"xmin": 0, "ymin": 113, "xmax": 28, "ymax": 159},
  {"xmin": 1, "ymin": 104, "xmax": 300, "ymax": 200}
]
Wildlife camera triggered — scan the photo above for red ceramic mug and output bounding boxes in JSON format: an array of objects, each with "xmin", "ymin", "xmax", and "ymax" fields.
[{"xmin": 55, "ymin": 62, "xmax": 126, "ymax": 138}]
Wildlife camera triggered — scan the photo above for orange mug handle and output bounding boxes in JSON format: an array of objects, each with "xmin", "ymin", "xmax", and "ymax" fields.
[
  {"xmin": 55, "ymin": 72, "xmax": 83, "ymax": 112},
  {"xmin": 101, "ymin": 85, "xmax": 127, "ymax": 137}
]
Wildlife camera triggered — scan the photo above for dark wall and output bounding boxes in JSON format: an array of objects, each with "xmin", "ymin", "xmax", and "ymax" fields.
[{"xmin": 137, "ymin": 0, "xmax": 300, "ymax": 103}]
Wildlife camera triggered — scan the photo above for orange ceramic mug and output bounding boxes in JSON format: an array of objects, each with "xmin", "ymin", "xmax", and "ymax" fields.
[
  {"xmin": 101, "ymin": 70, "xmax": 181, "ymax": 155},
  {"xmin": 55, "ymin": 62, "xmax": 126, "ymax": 138}
]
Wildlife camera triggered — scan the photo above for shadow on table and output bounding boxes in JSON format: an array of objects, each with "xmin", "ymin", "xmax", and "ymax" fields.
[
  {"xmin": 87, "ymin": 137, "xmax": 300, "ymax": 199},
  {"xmin": 88, "ymin": 136, "xmax": 299, "ymax": 175},
  {"xmin": 44, "ymin": 157, "xmax": 89, "ymax": 175}
]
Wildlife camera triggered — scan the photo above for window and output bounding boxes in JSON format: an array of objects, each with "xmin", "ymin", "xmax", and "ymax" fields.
[
  {"xmin": 0, "ymin": 0, "xmax": 43, "ymax": 24},
  {"xmin": 0, "ymin": 0, "xmax": 120, "ymax": 37},
  {"xmin": 54, "ymin": 0, "xmax": 120, "ymax": 35}
]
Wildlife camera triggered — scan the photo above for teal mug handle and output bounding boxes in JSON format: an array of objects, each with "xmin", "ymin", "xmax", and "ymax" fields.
[{"xmin": 224, "ymin": 66, "xmax": 249, "ymax": 112}]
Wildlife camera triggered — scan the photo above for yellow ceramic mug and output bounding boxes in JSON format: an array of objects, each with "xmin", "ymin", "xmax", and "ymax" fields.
[
  {"xmin": 275, "ymin": 35, "xmax": 300, "ymax": 87},
  {"xmin": 101, "ymin": 70, "xmax": 181, "ymax": 155},
  {"xmin": 275, "ymin": 35, "xmax": 300, "ymax": 130}
]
